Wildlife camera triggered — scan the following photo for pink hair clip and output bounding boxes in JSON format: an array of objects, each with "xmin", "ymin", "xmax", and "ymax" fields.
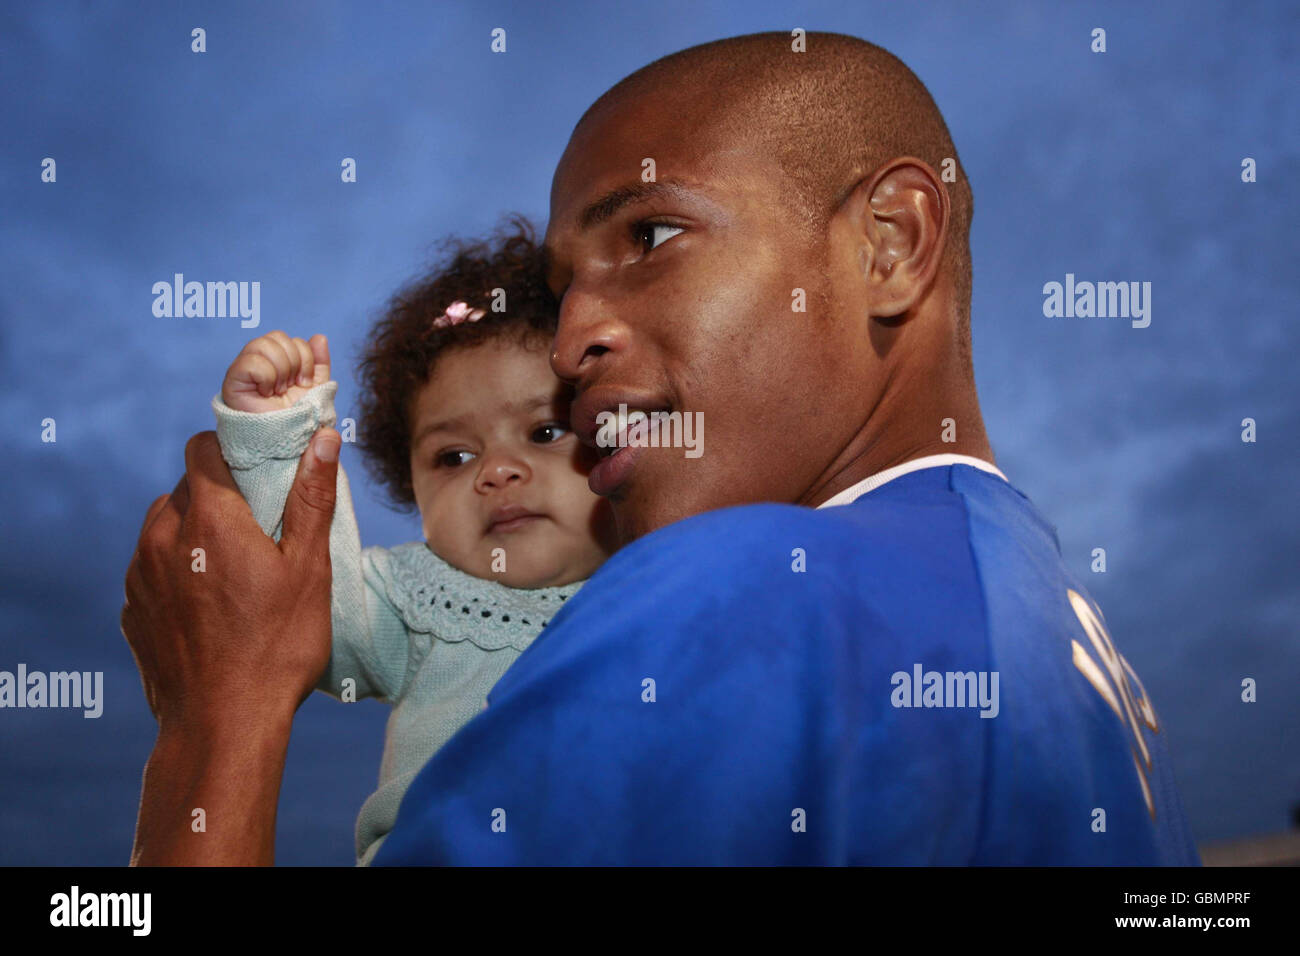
[{"xmin": 433, "ymin": 300, "xmax": 487, "ymax": 328}]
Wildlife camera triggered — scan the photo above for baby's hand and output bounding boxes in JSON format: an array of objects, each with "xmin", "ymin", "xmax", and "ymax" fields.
[{"xmin": 222, "ymin": 331, "xmax": 331, "ymax": 413}]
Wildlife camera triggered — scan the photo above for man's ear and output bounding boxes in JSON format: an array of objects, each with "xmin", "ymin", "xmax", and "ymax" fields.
[{"xmin": 835, "ymin": 157, "xmax": 948, "ymax": 319}]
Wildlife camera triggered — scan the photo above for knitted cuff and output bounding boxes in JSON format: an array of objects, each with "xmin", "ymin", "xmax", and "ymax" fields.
[{"xmin": 211, "ymin": 381, "xmax": 339, "ymax": 470}]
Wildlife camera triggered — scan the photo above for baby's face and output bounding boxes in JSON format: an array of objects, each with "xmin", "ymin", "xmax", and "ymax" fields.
[{"xmin": 408, "ymin": 333, "xmax": 617, "ymax": 588}]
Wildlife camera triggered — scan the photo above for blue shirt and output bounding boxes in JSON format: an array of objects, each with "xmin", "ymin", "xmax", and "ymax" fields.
[{"xmin": 372, "ymin": 463, "xmax": 1201, "ymax": 865}]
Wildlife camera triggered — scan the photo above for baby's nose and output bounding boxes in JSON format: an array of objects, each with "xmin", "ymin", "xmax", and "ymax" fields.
[{"xmin": 476, "ymin": 455, "xmax": 531, "ymax": 490}]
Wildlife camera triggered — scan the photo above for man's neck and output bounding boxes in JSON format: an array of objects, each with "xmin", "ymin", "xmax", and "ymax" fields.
[
  {"xmin": 802, "ymin": 323, "xmax": 995, "ymax": 506},
  {"xmin": 799, "ymin": 388, "xmax": 995, "ymax": 509}
]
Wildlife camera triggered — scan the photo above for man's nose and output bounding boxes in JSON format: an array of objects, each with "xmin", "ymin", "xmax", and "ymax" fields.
[
  {"xmin": 474, "ymin": 452, "xmax": 532, "ymax": 492},
  {"xmin": 549, "ymin": 285, "xmax": 629, "ymax": 385}
]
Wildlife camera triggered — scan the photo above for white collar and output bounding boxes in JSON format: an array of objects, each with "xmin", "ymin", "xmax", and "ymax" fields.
[{"xmin": 815, "ymin": 453, "xmax": 1008, "ymax": 509}]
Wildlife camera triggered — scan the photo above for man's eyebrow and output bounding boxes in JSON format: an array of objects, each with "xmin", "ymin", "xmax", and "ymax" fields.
[
  {"xmin": 578, "ymin": 179, "xmax": 697, "ymax": 230},
  {"xmin": 412, "ymin": 394, "xmax": 566, "ymax": 448}
]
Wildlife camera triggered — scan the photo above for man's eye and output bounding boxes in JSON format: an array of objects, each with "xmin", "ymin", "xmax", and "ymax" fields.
[
  {"xmin": 532, "ymin": 422, "xmax": 569, "ymax": 444},
  {"xmin": 436, "ymin": 450, "xmax": 475, "ymax": 468},
  {"xmin": 635, "ymin": 222, "xmax": 683, "ymax": 253}
]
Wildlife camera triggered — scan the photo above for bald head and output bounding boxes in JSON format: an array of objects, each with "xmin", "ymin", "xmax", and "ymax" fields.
[
  {"xmin": 544, "ymin": 31, "xmax": 991, "ymax": 541},
  {"xmin": 578, "ymin": 31, "xmax": 975, "ymax": 368}
]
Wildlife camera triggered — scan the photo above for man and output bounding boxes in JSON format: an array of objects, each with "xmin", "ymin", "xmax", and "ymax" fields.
[{"xmin": 123, "ymin": 32, "xmax": 1199, "ymax": 865}]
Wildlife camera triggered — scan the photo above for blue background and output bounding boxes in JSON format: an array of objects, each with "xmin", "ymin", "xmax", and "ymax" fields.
[{"xmin": 1, "ymin": 0, "xmax": 1296, "ymax": 864}]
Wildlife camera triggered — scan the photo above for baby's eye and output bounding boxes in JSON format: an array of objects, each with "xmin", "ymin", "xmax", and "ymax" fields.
[
  {"xmin": 531, "ymin": 422, "xmax": 569, "ymax": 444},
  {"xmin": 436, "ymin": 450, "xmax": 475, "ymax": 468},
  {"xmin": 635, "ymin": 222, "xmax": 684, "ymax": 254}
]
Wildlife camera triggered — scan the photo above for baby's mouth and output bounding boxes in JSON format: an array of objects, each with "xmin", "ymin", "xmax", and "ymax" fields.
[{"xmin": 486, "ymin": 506, "xmax": 547, "ymax": 534}]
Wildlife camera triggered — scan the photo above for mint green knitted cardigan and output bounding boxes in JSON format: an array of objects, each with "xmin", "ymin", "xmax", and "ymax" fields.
[{"xmin": 213, "ymin": 382, "xmax": 584, "ymax": 865}]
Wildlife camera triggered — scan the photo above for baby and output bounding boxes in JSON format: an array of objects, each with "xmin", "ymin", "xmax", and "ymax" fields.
[{"xmin": 212, "ymin": 221, "xmax": 618, "ymax": 865}]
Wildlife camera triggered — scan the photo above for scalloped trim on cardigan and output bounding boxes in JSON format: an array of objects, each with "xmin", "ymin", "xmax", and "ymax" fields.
[{"xmin": 378, "ymin": 541, "xmax": 582, "ymax": 652}]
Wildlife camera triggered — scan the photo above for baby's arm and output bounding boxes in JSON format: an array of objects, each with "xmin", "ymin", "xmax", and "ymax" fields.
[{"xmin": 214, "ymin": 331, "xmax": 408, "ymax": 703}]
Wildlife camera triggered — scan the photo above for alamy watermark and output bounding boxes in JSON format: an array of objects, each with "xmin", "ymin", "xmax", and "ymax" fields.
[
  {"xmin": 1042, "ymin": 273, "xmax": 1151, "ymax": 328},
  {"xmin": 152, "ymin": 273, "xmax": 260, "ymax": 328},
  {"xmin": 595, "ymin": 404, "xmax": 703, "ymax": 458},
  {"xmin": 890, "ymin": 663, "xmax": 999, "ymax": 718},
  {"xmin": 50, "ymin": 886, "xmax": 150, "ymax": 936},
  {"xmin": 0, "ymin": 664, "xmax": 102, "ymax": 718}
]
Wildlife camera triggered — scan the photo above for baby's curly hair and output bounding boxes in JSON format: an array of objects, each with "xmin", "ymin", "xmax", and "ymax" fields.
[{"xmin": 355, "ymin": 215, "xmax": 559, "ymax": 511}]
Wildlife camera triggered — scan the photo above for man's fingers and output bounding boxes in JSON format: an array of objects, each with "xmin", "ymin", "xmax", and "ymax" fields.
[
  {"xmin": 281, "ymin": 428, "xmax": 340, "ymax": 565},
  {"xmin": 183, "ymin": 431, "xmax": 241, "ymax": 509},
  {"xmin": 169, "ymin": 471, "xmax": 191, "ymax": 517},
  {"xmin": 137, "ymin": 493, "xmax": 172, "ymax": 547},
  {"xmin": 135, "ymin": 472, "xmax": 187, "ymax": 555},
  {"xmin": 119, "ymin": 590, "xmax": 153, "ymax": 669},
  {"xmin": 124, "ymin": 550, "xmax": 146, "ymax": 605}
]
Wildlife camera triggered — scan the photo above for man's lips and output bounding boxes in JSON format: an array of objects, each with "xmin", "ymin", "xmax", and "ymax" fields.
[
  {"xmin": 485, "ymin": 505, "xmax": 547, "ymax": 534},
  {"xmin": 588, "ymin": 441, "xmax": 644, "ymax": 496},
  {"xmin": 571, "ymin": 386, "xmax": 672, "ymax": 451}
]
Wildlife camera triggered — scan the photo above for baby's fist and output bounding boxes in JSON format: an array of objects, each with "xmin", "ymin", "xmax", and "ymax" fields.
[{"xmin": 222, "ymin": 331, "xmax": 331, "ymax": 413}]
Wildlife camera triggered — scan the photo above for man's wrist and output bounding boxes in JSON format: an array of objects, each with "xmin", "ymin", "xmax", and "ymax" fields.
[
  {"xmin": 133, "ymin": 707, "xmax": 296, "ymax": 866},
  {"xmin": 156, "ymin": 699, "xmax": 297, "ymax": 756}
]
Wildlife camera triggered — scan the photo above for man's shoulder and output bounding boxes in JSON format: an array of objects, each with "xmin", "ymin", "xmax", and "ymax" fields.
[
  {"xmin": 575, "ymin": 471, "xmax": 1000, "ymax": 638},
  {"xmin": 615, "ymin": 471, "xmax": 993, "ymax": 587}
]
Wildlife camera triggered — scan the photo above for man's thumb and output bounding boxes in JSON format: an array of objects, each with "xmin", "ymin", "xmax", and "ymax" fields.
[{"xmin": 282, "ymin": 427, "xmax": 340, "ymax": 557}]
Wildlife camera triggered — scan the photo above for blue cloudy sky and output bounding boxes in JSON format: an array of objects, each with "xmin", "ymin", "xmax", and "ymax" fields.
[{"xmin": 1, "ymin": 0, "xmax": 1296, "ymax": 864}]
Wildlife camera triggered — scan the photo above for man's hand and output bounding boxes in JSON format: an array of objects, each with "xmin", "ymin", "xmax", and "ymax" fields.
[{"xmin": 121, "ymin": 427, "xmax": 340, "ymax": 864}]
